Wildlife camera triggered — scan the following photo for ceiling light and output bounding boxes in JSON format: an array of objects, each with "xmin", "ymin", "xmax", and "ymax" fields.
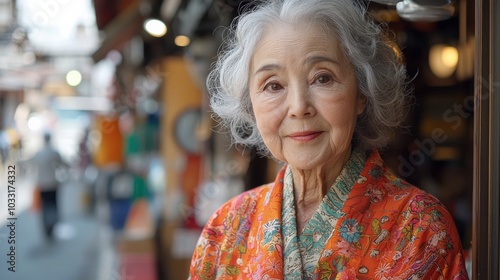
[
  {"xmin": 412, "ymin": 0, "xmax": 454, "ymax": 7},
  {"xmin": 144, "ymin": 19, "xmax": 167, "ymax": 37},
  {"xmin": 429, "ymin": 44, "xmax": 458, "ymax": 78},
  {"xmin": 371, "ymin": 0, "xmax": 401, "ymax": 5},
  {"xmin": 175, "ymin": 35, "xmax": 190, "ymax": 47},
  {"xmin": 372, "ymin": 0, "xmax": 456, "ymax": 22},
  {"xmin": 371, "ymin": 0, "xmax": 455, "ymax": 7},
  {"xmin": 396, "ymin": 0, "xmax": 455, "ymax": 22},
  {"xmin": 66, "ymin": 70, "xmax": 82, "ymax": 87}
]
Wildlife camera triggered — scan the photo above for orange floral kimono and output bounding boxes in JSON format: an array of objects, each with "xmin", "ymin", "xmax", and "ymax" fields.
[{"xmin": 189, "ymin": 149, "xmax": 469, "ymax": 279}]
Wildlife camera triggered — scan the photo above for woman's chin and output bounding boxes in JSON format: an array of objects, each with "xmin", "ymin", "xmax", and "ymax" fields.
[{"xmin": 284, "ymin": 158, "xmax": 324, "ymax": 171}]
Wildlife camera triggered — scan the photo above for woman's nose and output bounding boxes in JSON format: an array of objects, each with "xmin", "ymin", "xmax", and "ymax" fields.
[{"xmin": 287, "ymin": 84, "xmax": 316, "ymax": 118}]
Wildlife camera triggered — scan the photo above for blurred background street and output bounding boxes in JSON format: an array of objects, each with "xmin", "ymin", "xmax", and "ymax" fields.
[{"xmin": 0, "ymin": 172, "xmax": 117, "ymax": 280}]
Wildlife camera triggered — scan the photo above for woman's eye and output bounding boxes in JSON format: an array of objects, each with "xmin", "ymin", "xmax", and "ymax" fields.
[
  {"xmin": 316, "ymin": 74, "xmax": 333, "ymax": 84},
  {"xmin": 265, "ymin": 83, "xmax": 283, "ymax": 92}
]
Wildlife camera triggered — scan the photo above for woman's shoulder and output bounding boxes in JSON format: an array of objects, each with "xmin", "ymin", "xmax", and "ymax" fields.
[
  {"xmin": 360, "ymin": 162, "xmax": 461, "ymax": 244},
  {"xmin": 361, "ymin": 149, "xmax": 445, "ymax": 208},
  {"xmin": 348, "ymin": 156, "xmax": 468, "ymax": 278},
  {"xmin": 364, "ymin": 165, "xmax": 450, "ymax": 217},
  {"xmin": 204, "ymin": 182, "xmax": 277, "ymax": 226},
  {"xmin": 357, "ymin": 151, "xmax": 458, "ymax": 233}
]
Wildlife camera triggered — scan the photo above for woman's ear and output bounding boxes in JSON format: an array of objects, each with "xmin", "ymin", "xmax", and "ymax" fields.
[{"xmin": 357, "ymin": 94, "xmax": 367, "ymax": 115}]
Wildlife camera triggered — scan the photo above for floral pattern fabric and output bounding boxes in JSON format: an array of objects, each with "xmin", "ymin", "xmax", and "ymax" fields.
[
  {"xmin": 281, "ymin": 148, "xmax": 365, "ymax": 279},
  {"xmin": 189, "ymin": 150, "xmax": 469, "ymax": 279}
]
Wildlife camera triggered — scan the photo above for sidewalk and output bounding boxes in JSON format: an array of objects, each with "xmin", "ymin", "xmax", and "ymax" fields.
[{"xmin": 0, "ymin": 167, "xmax": 106, "ymax": 280}]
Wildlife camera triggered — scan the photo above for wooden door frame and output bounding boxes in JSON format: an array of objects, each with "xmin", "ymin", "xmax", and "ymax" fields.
[{"xmin": 473, "ymin": 0, "xmax": 500, "ymax": 279}]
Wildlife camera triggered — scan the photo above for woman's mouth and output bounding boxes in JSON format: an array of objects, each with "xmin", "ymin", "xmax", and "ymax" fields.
[{"xmin": 288, "ymin": 131, "xmax": 322, "ymax": 142}]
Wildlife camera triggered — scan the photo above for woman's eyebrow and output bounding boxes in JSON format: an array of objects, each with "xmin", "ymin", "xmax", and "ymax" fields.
[
  {"xmin": 254, "ymin": 55, "xmax": 339, "ymax": 76},
  {"xmin": 254, "ymin": 63, "xmax": 281, "ymax": 75},
  {"xmin": 305, "ymin": 55, "xmax": 341, "ymax": 66}
]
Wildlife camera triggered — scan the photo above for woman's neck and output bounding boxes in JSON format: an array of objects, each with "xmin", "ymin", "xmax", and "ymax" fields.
[{"xmin": 290, "ymin": 147, "xmax": 352, "ymax": 233}]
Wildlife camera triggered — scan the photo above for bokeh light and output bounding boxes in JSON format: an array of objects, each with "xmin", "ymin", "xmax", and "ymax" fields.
[
  {"xmin": 66, "ymin": 70, "xmax": 82, "ymax": 87},
  {"xmin": 144, "ymin": 19, "xmax": 167, "ymax": 37},
  {"xmin": 175, "ymin": 35, "xmax": 190, "ymax": 47}
]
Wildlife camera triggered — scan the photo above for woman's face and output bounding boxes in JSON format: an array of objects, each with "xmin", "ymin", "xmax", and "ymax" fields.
[{"xmin": 249, "ymin": 22, "xmax": 366, "ymax": 170}]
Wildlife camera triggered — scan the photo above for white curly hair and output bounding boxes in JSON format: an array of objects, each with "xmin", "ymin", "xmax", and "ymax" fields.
[{"xmin": 208, "ymin": 0, "xmax": 411, "ymax": 155}]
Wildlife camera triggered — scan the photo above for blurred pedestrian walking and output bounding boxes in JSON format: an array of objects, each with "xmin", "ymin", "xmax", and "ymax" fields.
[{"xmin": 27, "ymin": 132, "xmax": 69, "ymax": 241}]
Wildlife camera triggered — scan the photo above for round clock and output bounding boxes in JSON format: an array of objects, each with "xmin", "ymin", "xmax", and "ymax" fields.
[{"xmin": 174, "ymin": 108, "xmax": 202, "ymax": 154}]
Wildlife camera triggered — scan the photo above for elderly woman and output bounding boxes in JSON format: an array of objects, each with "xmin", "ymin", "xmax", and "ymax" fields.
[{"xmin": 189, "ymin": 0, "xmax": 468, "ymax": 279}]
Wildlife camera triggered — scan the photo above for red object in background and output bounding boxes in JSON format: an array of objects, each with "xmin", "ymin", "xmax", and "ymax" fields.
[
  {"xmin": 92, "ymin": 0, "xmax": 117, "ymax": 30},
  {"xmin": 184, "ymin": 214, "xmax": 198, "ymax": 229},
  {"xmin": 92, "ymin": 0, "xmax": 138, "ymax": 30},
  {"xmin": 30, "ymin": 187, "xmax": 42, "ymax": 213},
  {"xmin": 180, "ymin": 154, "xmax": 202, "ymax": 229}
]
